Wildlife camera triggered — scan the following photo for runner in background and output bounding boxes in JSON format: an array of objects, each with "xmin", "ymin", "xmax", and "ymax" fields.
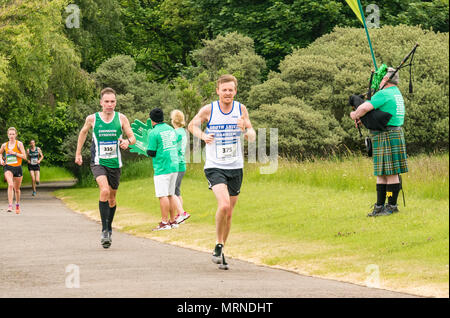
[
  {"xmin": 0, "ymin": 127, "xmax": 27, "ymax": 214},
  {"xmin": 26, "ymin": 139, "xmax": 44, "ymax": 196}
]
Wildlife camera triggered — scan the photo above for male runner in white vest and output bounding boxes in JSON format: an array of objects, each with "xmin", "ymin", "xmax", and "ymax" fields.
[
  {"xmin": 75, "ymin": 87, "xmax": 136, "ymax": 249},
  {"xmin": 188, "ymin": 74, "xmax": 256, "ymax": 269}
]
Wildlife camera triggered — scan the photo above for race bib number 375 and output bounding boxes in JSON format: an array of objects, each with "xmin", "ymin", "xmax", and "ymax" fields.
[{"xmin": 216, "ymin": 143, "xmax": 237, "ymax": 160}]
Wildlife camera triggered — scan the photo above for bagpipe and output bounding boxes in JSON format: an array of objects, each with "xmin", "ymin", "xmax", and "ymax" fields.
[{"xmin": 349, "ymin": 43, "xmax": 419, "ymax": 156}]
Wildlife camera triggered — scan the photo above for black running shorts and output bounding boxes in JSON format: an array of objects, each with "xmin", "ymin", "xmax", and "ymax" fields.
[
  {"xmin": 4, "ymin": 165, "xmax": 23, "ymax": 178},
  {"xmin": 90, "ymin": 164, "xmax": 121, "ymax": 190},
  {"xmin": 28, "ymin": 164, "xmax": 40, "ymax": 171},
  {"xmin": 204, "ymin": 168, "xmax": 243, "ymax": 196}
]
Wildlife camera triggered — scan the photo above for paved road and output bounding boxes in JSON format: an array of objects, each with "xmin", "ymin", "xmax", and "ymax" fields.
[{"xmin": 0, "ymin": 183, "xmax": 417, "ymax": 298}]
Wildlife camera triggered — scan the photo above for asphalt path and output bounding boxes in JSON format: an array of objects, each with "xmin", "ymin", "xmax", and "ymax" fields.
[{"xmin": 0, "ymin": 182, "xmax": 417, "ymax": 298}]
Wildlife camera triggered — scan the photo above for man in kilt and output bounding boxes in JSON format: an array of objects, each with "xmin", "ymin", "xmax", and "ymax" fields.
[{"xmin": 350, "ymin": 67, "xmax": 407, "ymax": 217}]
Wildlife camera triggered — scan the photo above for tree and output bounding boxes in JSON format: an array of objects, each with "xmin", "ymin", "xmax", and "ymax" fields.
[
  {"xmin": 64, "ymin": 0, "xmax": 126, "ymax": 73},
  {"xmin": 0, "ymin": 0, "xmax": 94, "ymax": 163}
]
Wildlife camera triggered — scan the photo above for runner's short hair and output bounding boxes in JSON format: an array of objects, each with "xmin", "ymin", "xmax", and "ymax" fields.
[
  {"xmin": 216, "ymin": 74, "xmax": 238, "ymax": 90},
  {"xmin": 100, "ymin": 87, "xmax": 116, "ymax": 99},
  {"xmin": 170, "ymin": 109, "xmax": 186, "ymax": 127}
]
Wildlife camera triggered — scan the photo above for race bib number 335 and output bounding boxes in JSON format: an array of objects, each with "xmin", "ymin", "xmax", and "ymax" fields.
[{"xmin": 99, "ymin": 141, "xmax": 118, "ymax": 159}]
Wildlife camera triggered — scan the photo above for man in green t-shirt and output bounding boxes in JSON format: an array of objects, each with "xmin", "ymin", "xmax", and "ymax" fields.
[
  {"xmin": 146, "ymin": 108, "xmax": 184, "ymax": 231},
  {"xmin": 350, "ymin": 67, "xmax": 408, "ymax": 217}
]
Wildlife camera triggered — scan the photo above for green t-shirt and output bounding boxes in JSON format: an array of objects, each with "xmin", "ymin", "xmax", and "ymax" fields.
[
  {"xmin": 147, "ymin": 123, "xmax": 179, "ymax": 176},
  {"xmin": 369, "ymin": 86, "xmax": 405, "ymax": 126},
  {"xmin": 175, "ymin": 128, "xmax": 187, "ymax": 172}
]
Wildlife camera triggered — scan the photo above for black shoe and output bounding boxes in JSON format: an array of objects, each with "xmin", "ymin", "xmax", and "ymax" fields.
[
  {"xmin": 218, "ymin": 254, "xmax": 229, "ymax": 270},
  {"xmin": 367, "ymin": 204, "xmax": 384, "ymax": 217},
  {"xmin": 212, "ymin": 244, "xmax": 223, "ymax": 264},
  {"xmin": 101, "ymin": 230, "xmax": 111, "ymax": 249},
  {"xmin": 384, "ymin": 204, "xmax": 399, "ymax": 214}
]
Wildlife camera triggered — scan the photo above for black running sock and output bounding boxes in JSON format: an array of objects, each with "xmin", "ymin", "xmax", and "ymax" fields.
[
  {"xmin": 99, "ymin": 201, "xmax": 109, "ymax": 232},
  {"xmin": 386, "ymin": 183, "xmax": 401, "ymax": 206},
  {"xmin": 108, "ymin": 205, "xmax": 116, "ymax": 232},
  {"xmin": 376, "ymin": 183, "xmax": 387, "ymax": 206}
]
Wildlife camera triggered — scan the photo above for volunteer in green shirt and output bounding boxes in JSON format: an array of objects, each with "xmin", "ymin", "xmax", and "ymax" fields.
[
  {"xmin": 171, "ymin": 110, "xmax": 191, "ymax": 225},
  {"xmin": 75, "ymin": 87, "xmax": 136, "ymax": 248},
  {"xmin": 350, "ymin": 67, "xmax": 408, "ymax": 217},
  {"xmin": 146, "ymin": 108, "xmax": 184, "ymax": 231}
]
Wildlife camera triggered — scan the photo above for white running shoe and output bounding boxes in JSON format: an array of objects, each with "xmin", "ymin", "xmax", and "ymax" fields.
[
  {"xmin": 175, "ymin": 212, "xmax": 191, "ymax": 224},
  {"xmin": 152, "ymin": 222, "xmax": 172, "ymax": 231}
]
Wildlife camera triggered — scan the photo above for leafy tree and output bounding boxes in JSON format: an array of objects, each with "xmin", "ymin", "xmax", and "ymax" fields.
[
  {"xmin": 0, "ymin": 0, "xmax": 94, "ymax": 164},
  {"xmin": 64, "ymin": 0, "xmax": 125, "ymax": 72},
  {"xmin": 190, "ymin": 32, "xmax": 266, "ymax": 105},
  {"xmin": 119, "ymin": 0, "xmax": 205, "ymax": 81},
  {"xmin": 193, "ymin": 0, "xmax": 343, "ymax": 72}
]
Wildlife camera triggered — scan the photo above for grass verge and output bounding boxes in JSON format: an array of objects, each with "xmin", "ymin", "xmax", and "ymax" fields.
[
  {"xmin": 0, "ymin": 165, "xmax": 75, "ymax": 189},
  {"xmin": 55, "ymin": 153, "xmax": 449, "ymax": 297}
]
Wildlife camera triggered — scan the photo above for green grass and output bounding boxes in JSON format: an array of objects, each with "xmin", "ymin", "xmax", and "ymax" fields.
[
  {"xmin": 0, "ymin": 165, "xmax": 75, "ymax": 189},
  {"xmin": 55, "ymin": 153, "xmax": 449, "ymax": 297}
]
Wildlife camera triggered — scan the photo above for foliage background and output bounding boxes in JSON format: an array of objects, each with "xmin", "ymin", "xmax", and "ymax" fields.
[{"xmin": 0, "ymin": 0, "xmax": 448, "ymax": 169}]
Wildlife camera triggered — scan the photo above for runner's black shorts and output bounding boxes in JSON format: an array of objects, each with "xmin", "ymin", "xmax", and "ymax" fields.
[
  {"xmin": 28, "ymin": 164, "xmax": 40, "ymax": 171},
  {"xmin": 3, "ymin": 165, "xmax": 23, "ymax": 178},
  {"xmin": 90, "ymin": 164, "xmax": 121, "ymax": 190},
  {"xmin": 204, "ymin": 168, "xmax": 243, "ymax": 196}
]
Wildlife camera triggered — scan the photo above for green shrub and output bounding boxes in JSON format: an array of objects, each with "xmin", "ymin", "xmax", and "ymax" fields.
[
  {"xmin": 252, "ymin": 96, "xmax": 346, "ymax": 158},
  {"xmin": 248, "ymin": 25, "xmax": 449, "ymax": 154}
]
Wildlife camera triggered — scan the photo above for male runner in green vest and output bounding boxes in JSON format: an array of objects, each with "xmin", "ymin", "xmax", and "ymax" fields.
[{"xmin": 75, "ymin": 87, "xmax": 136, "ymax": 248}]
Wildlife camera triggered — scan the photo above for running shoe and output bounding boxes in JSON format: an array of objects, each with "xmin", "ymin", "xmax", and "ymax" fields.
[
  {"xmin": 367, "ymin": 204, "xmax": 384, "ymax": 217},
  {"xmin": 152, "ymin": 222, "xmax": 172, "ymax": 231},
  {"xmin": 7, "ymin": 205, "xmax": 12, "ymax": 213},
  {"xmin": 15, "ymin": 204, "xmax": 20, "ymax": 214},
  {"xmin": 101, "ymin": 230, "xmax": 111, "ymax": 249},
  {"xmin": 169, "ymin": 220, "xmax": 179, "ymax": 229},
  {"xmin": 212, "ymin": 244, "xmax": 224, "ymax": 264},
  {"xmin": 175, "ymin": 212, "xmax": 191, "ymax": 224},
  {"xmin": 218, "ymin": 254, "xmax": 229, "ymax": 270},
  {"xmin": 32, "ymin": 191, "xmax": 36, "ymax": 196},
  {"xmin": 383, "ymin": 204, "xmax": 399, "ymax": 214}
]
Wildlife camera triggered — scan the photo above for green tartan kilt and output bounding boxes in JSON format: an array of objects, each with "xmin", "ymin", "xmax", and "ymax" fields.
[{"xmin": 371, "ymin": 128, "xmax": 408, "ymax": 176}]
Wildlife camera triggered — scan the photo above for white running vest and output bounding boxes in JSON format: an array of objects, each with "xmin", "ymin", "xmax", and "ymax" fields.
[{"xmin": 204, "ymin": 100, "xmax": 243, "ymax": 170}]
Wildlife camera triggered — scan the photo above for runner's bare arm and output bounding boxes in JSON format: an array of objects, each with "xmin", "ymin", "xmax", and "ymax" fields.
[
  {"xmin": 119, "ymin": 114, "xmax": 136, "ymax": 150},
  {"xmin": 188, "ymin": 104, "xmax": 213, "ymax": 144},
  {"xmin": 16, "ymin": 142, "xmax": 27, "ymax": 160},
  {"xmin": 0, "ymin": 144, "xmax": 4, "ymax": 165},
  {"xmin": 75, "ymin": 115, "xmax": 94, "ymax": 166},
  {"xmin": 238, "ymin": 104, "xmax": 256, "ymax": 142},
  {"xmin": 38, "ymin": 148, "xmax": 44, "ymax": 163}
]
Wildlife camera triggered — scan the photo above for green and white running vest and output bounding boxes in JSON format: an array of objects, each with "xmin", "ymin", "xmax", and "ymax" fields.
[
  {"xmin": 91, "ymin": 112, "xmax": 123, "ymax": 168},
  {"xmin": 28, "ymin": 147, "xmax": 40, "ymax": 165}
]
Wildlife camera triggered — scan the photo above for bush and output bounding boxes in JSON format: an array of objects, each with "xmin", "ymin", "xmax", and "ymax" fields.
[
  {"xmin": 248, "ymin": 25, "xmax": 449, "ymax": 154},
  {"xmin": 252, "ymin": 96, "xmax": 346, "ymax": 158}
]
